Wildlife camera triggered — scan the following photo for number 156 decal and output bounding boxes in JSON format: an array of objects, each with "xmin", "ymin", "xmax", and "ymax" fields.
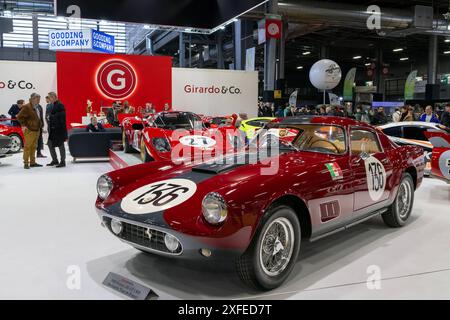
[
  {"xmin": 365, "ymin": 156, "xmax": 387, "ymax": 202},
  {"xmin": 121, "ymin": 179, "xmax": 197, "ymax": 215}
]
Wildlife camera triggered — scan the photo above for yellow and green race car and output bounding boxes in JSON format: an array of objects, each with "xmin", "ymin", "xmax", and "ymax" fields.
[{"xmin": 239, "ymin": 117, "xmax": 276, "ymax": 139}]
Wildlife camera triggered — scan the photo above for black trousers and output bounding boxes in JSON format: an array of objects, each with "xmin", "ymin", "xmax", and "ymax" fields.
[
  {"xmin": 48, "ymin": 140, "xmax": 66, "ymax": 163},
  {"xmin": 36, "ymin": 129, "xmax": 43, "ymax": 154}
]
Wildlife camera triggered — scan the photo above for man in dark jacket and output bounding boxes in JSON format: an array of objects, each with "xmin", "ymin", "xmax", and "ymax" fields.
[
  {"xmin": 16, "ymin": 94, "xmax": 42, "ymax": 169},
  {"xmin": 8, "ymin": 100, "xmax": 24, "ymax": 126},
  {"xmin": 47, "ymin": 92, "xmax": 68, "ymax": 168},
  {"xmin": 438, "ymin": 104, "xmax": 450, "ymax": 132},
  {"xmin": 35, "ymin": 103, "xmax": 46, "ymax": 158},
  {"xmin": 371, "ymin": 107, "xmax": 388, "ymax": 126},
  {"xmin": 86, "ymin": 116, "xmax": 105, "ymax": 132}
]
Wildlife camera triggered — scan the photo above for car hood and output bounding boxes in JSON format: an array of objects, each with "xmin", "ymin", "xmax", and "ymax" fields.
[{"xmin": 102, "ymin": 150, "xmax": 331, "ymax": 232}]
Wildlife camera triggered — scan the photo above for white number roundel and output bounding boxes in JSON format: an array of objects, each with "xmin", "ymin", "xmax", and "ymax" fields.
[
  {"xmin": 365, "ymin": 156, "xmax": 387, "ymax": 202},
  {"xmin": 179, "ymin": 135, "xmax": 216, "ymax": 148},
  {"xmin": 121, "ymin": 179, "xmax": 197, "ymax": 215},
  {"xmin": 439, "ymin": 150, "xmax": 450, "ymax": 180}
]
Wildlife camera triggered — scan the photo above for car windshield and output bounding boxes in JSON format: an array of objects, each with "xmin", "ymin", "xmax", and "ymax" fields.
[
  {"xmin": 252, "ymin": 124, "xmax": 347, "ymax": 155},
  {"xmin": 152, "ymin": 112, "xmax": 203, "ymax": 130}
]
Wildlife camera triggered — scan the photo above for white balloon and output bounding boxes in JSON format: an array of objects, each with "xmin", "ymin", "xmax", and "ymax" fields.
[{"xmin": 309, "ymin": 59, "xmax": 342, "ymax": 90}]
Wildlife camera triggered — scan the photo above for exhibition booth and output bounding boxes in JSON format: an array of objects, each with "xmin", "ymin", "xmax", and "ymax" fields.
[{"xmin": 0, "ymin": 53, "xmax": 258, "ymax": 124}]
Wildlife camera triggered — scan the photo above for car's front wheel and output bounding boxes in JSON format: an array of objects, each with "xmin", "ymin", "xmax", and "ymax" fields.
[
  {"xmin": 382, "ymin": 173, "xmax": 415, "ymax": 228},
  {"xmin": 8, "ymin": 134, "xmax": 22, "ymax": 153},
  {"xmin": 236, "ymin": 205, "xmax": 301, "ymax": 290},
  {"xmin": 122, "ymin": 131, "xmax": 133, "ymax": 153},
  {"xmin": 140, "ymin": 139, "xmax": 154, "ymax": 163}
]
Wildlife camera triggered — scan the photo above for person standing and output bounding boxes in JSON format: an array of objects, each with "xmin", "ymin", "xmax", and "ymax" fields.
[
  {"xmin": 35, "ymin": 102, "xmax": 46, "ymax": 158},
  {"xmin": 419, "ymin": 105, "xmax": 440, "ymax": 124},
  {"xmin": 16, "ymin": 93, "xmax": 43, "ymax": 169},
  {"xmin": 47, "ymin": 92, "xmax": 68, "ymax": 168},
  {"xmin": 371, "ymin": 107, "xmax": 388, "ymax": 125},
  {"xmin": 163, "ymin": 103, "xmax": 171, "ymax": 112},
  {"xmin": 439, "ymin": 104, "xmax": 450, "ymax": 130},
  {"xmin": 400, "ymin": 106, "xmax": 414, "ymax": 122},
  {"xmin": 45, "ymin": 96, "xmax": 53, "ymax": 128},
  {"xmin": 392, "ymin": 108, "xmax": 402, "ymax": 123},
  {"xmin": 8, "ymin": 100, "xmax": 24, "ymax": 126}
]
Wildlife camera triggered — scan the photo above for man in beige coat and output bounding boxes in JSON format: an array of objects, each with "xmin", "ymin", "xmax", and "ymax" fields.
[{"xmin": 17, "ymin": 93, "xmax": 43, "ymax": 169}]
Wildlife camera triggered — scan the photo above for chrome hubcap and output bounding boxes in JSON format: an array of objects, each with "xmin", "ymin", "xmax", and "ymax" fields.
[
  {"xmin": 9, "ymin": 136, "xmax": 21, "ymax": 153},
  {"xmin": 259, "ymin": 218, "xmax": 295, "ymax": 277},
  {"xmin": 397, "ymin": 180, "xmax": 412, "ymax": 220}
]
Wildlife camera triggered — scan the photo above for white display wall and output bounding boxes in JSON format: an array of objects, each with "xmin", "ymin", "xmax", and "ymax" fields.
[
  {"xmin": 0, "ymin": 61, "xmax": 258, "ymax": 119},
  {"xmin": 0, "ymin": 60, "xmax": 57, "ymax": 116},
  {"xmin": 172, "ymin": 68, "xmax": 258, "ymax": 118}
]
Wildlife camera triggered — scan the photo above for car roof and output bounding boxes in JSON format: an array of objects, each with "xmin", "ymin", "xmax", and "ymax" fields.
[{"xmin": 379, "ymin": 122, "xmax": 439, "ymax": 129}]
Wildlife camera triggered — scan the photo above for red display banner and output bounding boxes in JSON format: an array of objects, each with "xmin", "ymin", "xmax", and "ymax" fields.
[{"xmin": 56, "ymin": 52, "xmax": 172, "ymax": 125}]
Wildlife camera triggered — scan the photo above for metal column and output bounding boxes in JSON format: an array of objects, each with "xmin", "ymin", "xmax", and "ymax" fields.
[
  {"xmin": 179, "ymin": 32, "xmax": 186, "ymax": 68},
  {"xmin": 233, "ymin": 20, "xmax": 243, "ymax": 70},
  {"xmin": 32, "ymin": 14, "xmax": 39, "ymax": 61},
  {"xmin": 217, "ymin": 31, "xmax": 224, "ymax": 69},
  {"xmin": 277, "ymin": 19, "xmax": 286, "ymax": 80},
  {"xmin": 264, "ymin": 0, "xmax": 278, "ymax": 101},
  {"xmin": 428, "ymin": 35, "xmax": 438, "ymax": 85},
  {"xmin": 376, "ymin": 47, "xmax": 384, "ymax": 97}
]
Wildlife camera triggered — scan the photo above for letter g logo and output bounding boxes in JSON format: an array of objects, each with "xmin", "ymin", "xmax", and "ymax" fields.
[
  {"xmin": 107, "ymin": 69, "xmax": 126, "ymax": 90},
  {"xmin": 96, "ymin": 60, "xmax": 137, "ymax": 99}
]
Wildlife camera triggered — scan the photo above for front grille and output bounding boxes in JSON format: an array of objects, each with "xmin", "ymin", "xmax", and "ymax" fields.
[{"xmin": 103, "ymin": 217, "xmax": 182, "ymax": 255}]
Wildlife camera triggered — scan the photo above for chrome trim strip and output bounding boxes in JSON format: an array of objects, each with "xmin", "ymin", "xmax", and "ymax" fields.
[{"xmin": 98, "ymin": 212, "xmax": 184, "ymax": 256}]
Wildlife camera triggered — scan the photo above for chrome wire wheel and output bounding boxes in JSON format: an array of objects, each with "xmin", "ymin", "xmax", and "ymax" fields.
[
  {"xmin": 259, "ymin": 217, "xmax": 295, "ymax": 277},
  {"xmin": 396, "ymin": 179, "xmax": 412, "ymax": 220},
  {"xmin": 9, "ymin": 135, "xmax": 21, "ymax": 153}
]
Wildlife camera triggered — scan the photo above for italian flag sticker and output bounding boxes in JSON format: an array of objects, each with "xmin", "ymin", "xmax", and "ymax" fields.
[{"xmin": 326, "ymin": 163, "xmax": 343, "ymax": 181}]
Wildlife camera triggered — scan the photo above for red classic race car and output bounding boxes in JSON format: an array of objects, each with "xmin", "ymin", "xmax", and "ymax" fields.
[
  {"xmin": 425, "ymin": 130, "xmax": 450, "ymax": 183},
  {"xmin": 122, "ymin": 111, "xmax": 241, "ymax": 163},
  {"xmin": 0, "ymin": 120, "xmax": 24, "ymax": 153},
  {"xmin": 96, "ymin": 116, "xmax": 425, "ymax": 290}
]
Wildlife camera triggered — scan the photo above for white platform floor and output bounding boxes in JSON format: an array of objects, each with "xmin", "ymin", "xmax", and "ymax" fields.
[{"xmin": 0, "ymin": 152, "xmax": 449, "ymax": 300}]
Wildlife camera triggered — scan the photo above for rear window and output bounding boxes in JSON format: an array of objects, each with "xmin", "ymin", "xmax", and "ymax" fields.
[{"xmin": 403, "ymin": 126, "xmax": 428, "ymax": 141}]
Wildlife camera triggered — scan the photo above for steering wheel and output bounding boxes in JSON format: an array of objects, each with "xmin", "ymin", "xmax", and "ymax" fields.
[{"xmin": 310, "ymin": 140, "xmax": 340, "ymax": 153}]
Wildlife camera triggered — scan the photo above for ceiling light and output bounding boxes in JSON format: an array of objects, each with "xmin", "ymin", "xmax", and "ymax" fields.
[
  {"xmin": 393, "ymin": 48, "xmax": 404, "ymax": 52},
  {"xmin": 302, "ymin": 51, "xmax": 311, "ymax": 56},
  {"xmin": 445, "ymin": 39, "xmax": 450, "ymax": 43},
  {"xmin": 400, "ymin": 57, "xmax": 409, "ymax": 61},
  {"xmin": 365, "ymin": 63, "xmax": 371, "ymax": 66},
  {"xmin": 296, "ymin": 66, "xmax": 303, "ymax": 70},
  {"xmin": 353, "ymin": 56, "xmax": 362, "ymax": 60},
  {"xmin": 444, "ymin": 51, "xmax": 450, "ymax": 54}
]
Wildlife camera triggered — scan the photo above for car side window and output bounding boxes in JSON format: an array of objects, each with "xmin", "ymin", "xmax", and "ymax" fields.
[
  {"xmin": 383, "ymin": 126, "xmax": 402, "ymax": 138},
  {"xmin": 350, "ymin": 129, "xmax": 382, "ymax": 156},
  {"xmin": 403, "ymin": 126, "xmax": 428, "ymax": 141}
]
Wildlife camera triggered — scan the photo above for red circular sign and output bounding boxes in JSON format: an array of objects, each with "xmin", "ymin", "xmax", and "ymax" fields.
[{"xmin": 96, "ymin": 60, "xmax": 137, "ymax": 100}]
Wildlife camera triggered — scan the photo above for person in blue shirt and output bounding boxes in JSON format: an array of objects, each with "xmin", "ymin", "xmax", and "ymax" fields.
[
  {"xmin": 419, "ymin": 105, "xmax": 440, "ymax": 124},
  {"xmin": 8, "ymin": 99, "xmax": 24, "ymax": 126}
]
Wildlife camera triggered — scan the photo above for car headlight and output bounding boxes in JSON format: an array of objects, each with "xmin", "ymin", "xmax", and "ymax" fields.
[
  {"xmin": 97, "ymin": 175, "xmax": 113, "ymax": 200},
  {"xmin": 152, "ymin": 137, "xmax": 171, "ymax": 152},
  {"xmin": 202, "ymin": 193, "xmax": 228, "ymax": 225}
]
